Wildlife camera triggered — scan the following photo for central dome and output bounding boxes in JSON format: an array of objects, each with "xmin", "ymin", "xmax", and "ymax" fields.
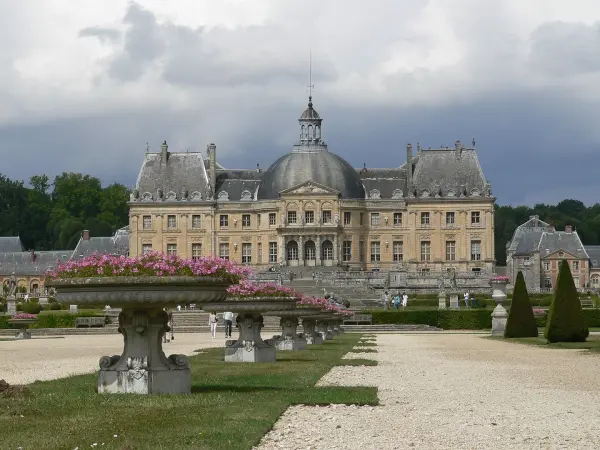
[{"xmin": 257, "ymin": 151, "xmax": 366, "ymax": 200}]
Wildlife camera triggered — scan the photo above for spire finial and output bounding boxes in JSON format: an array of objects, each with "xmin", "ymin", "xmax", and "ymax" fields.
[{"xmin": 307, "ymin": 49, "xmax": 314, "ymax": 106}]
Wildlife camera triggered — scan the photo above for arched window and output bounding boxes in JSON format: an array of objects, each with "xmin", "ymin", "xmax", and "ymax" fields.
[
  {"xmin": 307, "ymin": 125, "xmax": 313, "ymax": 140},
  {"xmin": 305, "ymin": 240, "xmax": 316, "ymax": 260},
  {"xmin": 287, "ymin": 241, "xmax": 299, "ymax": 261},
  {"xmin": 322, "ymin": 240, "xmax": 333, "ymax": 260}
]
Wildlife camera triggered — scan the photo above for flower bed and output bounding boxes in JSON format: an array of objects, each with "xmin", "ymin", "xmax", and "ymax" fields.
[
  {"xmin": 11, "ymin": 313, "xmax": 37, "ymax": 320},
  {"xmin": 490, "ymin": 276, "xmax": 510, "ymax": 282},
  {"xmin": 226, "ymin": 280, "xmax": 298, "ymax": 298},
  {"xmin": 47, "ymin": 252, "xmax": 249, "ymax": 284}
]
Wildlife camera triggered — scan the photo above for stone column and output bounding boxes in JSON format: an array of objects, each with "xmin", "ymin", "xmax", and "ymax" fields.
[
  {"xmin": 298, "ymin": 235, "xmax": 304, "ymax": 267},
  {"xmin": 333, "ymin": 234, "xmax": 339, "ymax": 265},
  {"xmin": 6, "ymin": 295, "xmax": 16, "ymax": 315},
  {"xmin": 316, "ymin": 236, "xmax": 322, "ymax": 266},
  {"xmin": 279, "ymin": 235, "xmax": 286, "ymax": 265}
]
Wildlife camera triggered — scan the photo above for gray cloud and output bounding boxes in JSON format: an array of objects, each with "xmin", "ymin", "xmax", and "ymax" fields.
[
  {"xmin": 529, "ymin": 21, "xmax": 600, "ymax": 77},
  {"xmin": 78, "ymin": 26, "xmax": 120, "ymax": 44}
]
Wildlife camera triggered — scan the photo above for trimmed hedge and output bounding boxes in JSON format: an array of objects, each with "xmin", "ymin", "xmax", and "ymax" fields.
[
  {"xmin": 0, "ymin": 310, "xmax": 107, "ymax": 329},
  {"xmin": 504, "ymin": 271, "xmax": 538, "ymax": 338},
  {"xmin": 368, "ymin": 309, "xmax": 600, "ymax": 330}
]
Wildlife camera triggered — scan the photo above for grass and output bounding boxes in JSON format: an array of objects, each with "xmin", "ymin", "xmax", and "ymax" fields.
[
  {"xmin": 492, "ymin": 335, "xmax": 600, "ymax": 353},
  {"xmin": 354, "ymin": 342, "xmax": 377, "ymax": 347},
  {"xmin": 0, "ymin": 334, "xmax": 377, "ymax": 450},
  {"xmin": 336, "ymin": 359, "xmax": 378, "ymax": 367},
  {"xmin": 351, "ymin": 348, "xmax": 377, "ymax": 353}
]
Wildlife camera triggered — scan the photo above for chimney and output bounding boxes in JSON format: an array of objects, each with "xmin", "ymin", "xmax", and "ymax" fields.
[
  {"xmin": 565, "ymin": 225, "xmax": 573, "ymax": 233},
  {"xmin": 406, "ymin": 143, "xmax": 413, "ymax": 186},
  {"xmin": 207, "ymin": 143, "xmax": 217, "ymax": 196},
  {"xmin": 82, "ymin": 230, "xmax": 90, "ymax": 240},
  {"xmin": 160, "ymin": 140, "xmax": 169, "ymax": 164}
]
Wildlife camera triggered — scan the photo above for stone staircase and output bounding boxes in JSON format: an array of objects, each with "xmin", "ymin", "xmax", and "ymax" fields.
[{"xmin": 285, "ymin": 279, "xmax": 382, "ymax": 309}]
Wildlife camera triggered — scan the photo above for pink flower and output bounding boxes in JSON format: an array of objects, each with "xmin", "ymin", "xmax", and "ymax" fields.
[{"xmin": 12, "ymin": 313, "xmax": 37, "ymax": 319}]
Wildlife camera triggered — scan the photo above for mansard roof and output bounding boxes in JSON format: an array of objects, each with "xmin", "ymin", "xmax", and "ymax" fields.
[
  {"xmin": 215, "ymin": 170, "xmax": 263, "ymax": 201},
  {"xmin": 71, "ymin": 227, "xmax": 130, "ymax": 259},
  {"xmin": 0, "ymin": 237, "xmax": 24, "ymax": 252},
  {"xmin": 585, "ymin": 245, "xmax": 600, "ymax": 268},
  {"xmin": 132, "ymin": 151, "xmax": 212, "ymax": 202},
  {"xmin": 538, "ymin": 231, "xmax": 588, "ymax": 259}
]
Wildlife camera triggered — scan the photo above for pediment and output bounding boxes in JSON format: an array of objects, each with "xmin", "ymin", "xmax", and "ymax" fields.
[
  {"xmin": 280, "ymin": 181, "xmax": 339, "ymax": 196},
  {"xmin": 542, "ymin": 249, "xmax": 579, "ymax": 260}
]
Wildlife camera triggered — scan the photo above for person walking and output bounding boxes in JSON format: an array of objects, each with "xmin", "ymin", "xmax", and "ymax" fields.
[
  {"xmin": 223, "ymin": 311, "xmax": 234, "ymax": 338},
  {"xmin": 402, "ymin": 292, "xmax": 408, "ymax": 309},
  {"xmin": 209, "ymin": 312, "xmax": 218, "ymax": 339},
  {"xmin": 393, "ymin": 293, "xmax": 401, "ymax": 311}
]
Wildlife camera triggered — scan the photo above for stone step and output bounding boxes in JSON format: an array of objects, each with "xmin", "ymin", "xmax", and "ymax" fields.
[{"xmin": 341, "ymin": 324, "xmax": 442, "ymax": 332}]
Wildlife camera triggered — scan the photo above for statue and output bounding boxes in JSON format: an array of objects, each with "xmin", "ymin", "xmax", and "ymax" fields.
[
  {"xmin": 450, "ymin": 269, "xmax": 458, "ymax": 290},
  {"xmin": 438, "ymin": 277, "xmax": 445, "ymax": 294},
  {"xmin": 334, "ymin": 214, "xmax": 339, "ymax": 225},
  {"xmin": 129, "ymin": 189, "xmax": 139, "ymax": 201},
  {"xmin": 7, "ymin": 273, "xmax": 17, "ymax": 297}
]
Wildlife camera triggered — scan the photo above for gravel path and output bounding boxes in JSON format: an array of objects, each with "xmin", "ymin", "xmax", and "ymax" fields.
[
  {"xmin": 0, "ymin": 333, "xmax": 222, "ymax": 384},
  {"xmin": 256, "ymin": 334, "xmax": 600, "ymax": 449}
]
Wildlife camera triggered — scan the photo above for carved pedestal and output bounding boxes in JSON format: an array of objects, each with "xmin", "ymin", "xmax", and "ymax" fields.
[
  {"xmin": 449, "ymin": 294, "xmax": 460, "ymax": 309},
  {"xmin": 6, "ymin": 296, "xmax": 16, "ymax": 315},
  {"xmin": 15, "ymin": 328, "xmax": 32, "ymax": 340},
  {"xmin": 327, "ymin": 320, "xmax": 338, "ymax": 336},
  {"xmin": 270, "ymin": 317, "xmax": 307, "ymax": 351},
  {"xmin": 491, "ymin": 281, "xmax": 509, "ymax": 337},
  {"xmin": 438, "ymin": 293, "xmax": 447, "ymax": 310},
  {"xmin": 98, "ymin": 308, "xmax": 190, "ymax": 394},
  {"xmin": 224, "ymin": 312, "xmax": 276, "ymax": 362},
  {"xmin": 317, "ymin": 321, "xmax": 334, "ymax": 341},
  {"xmin": 302, "ymin": 318, "xmax": 323, "ymax": 345}
]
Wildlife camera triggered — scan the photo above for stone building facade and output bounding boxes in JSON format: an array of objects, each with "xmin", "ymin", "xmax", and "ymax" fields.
[
  {"xmin": 129, "ymin": 98, "xmax": 495, "ymax": 274},
  {"xmin": 506, "ymin": 216, "xmax": 590, "ymax": 292}
]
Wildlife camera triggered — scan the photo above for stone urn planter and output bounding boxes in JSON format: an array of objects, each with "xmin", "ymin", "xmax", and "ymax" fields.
[
  {"xmin": 209, "ymin": 296, "xmax": 297, "ymax": 362},
  {"xmin": 317, "ymin": 312, "xmax": 336, "ymax": 341},
  {"xmin": 8, "ymin": 315, "xmax": 37, "ymax": 339},
  {"xmin": 300, "ymin": 314, "xmax": 325, "ymax": 345},
  {"xmin": 47, "ymin": 276, "xmax": 231, "ymax": 394},
  {"xmin": 490, "ymin": 277, "xmax": 509, "ymax": 336},
  {"xmin": 265, "ymin": 306, "xmax": 323, "ymax": 351}
]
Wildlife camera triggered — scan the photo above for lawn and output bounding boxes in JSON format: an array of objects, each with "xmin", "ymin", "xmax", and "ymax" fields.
[
  {"xmin": 0, "ymin": 334, "xmax": 377, "ymax": 450},
  {"xmin": 495, "ymin": 335, "xmax": 600, "ymax": 353}
]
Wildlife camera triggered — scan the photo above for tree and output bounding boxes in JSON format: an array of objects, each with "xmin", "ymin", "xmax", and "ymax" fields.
[
  {"xmin": 544, "ymin": 260, "xmax": 589, "ymax": 343},
  {"xmin": 51, "ymin": 172, "xmax": 102, "ymax": 221},
  {"xmin": 98, "ymin": 183, "xmax": 130, "ymax": 231},
  {"xmin": 504, "ymin": 271, "xmax": 538, "ymax": 338}
]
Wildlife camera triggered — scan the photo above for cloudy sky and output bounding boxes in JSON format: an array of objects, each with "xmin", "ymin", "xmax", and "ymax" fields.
[{"xmin": 1, "ymin": 0, "xmax": 599, "ymax": 206}]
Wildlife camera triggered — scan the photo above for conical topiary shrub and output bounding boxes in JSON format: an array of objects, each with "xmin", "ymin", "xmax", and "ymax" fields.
[
  {"xmin": 544, "ymin": 259, "xmax": 589, "ymax": 343},
  {"xmin": 504, "ymin": 271, "xmax": 538, "ymax": 338}
]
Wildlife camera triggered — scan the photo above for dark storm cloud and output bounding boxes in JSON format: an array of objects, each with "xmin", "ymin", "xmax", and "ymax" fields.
[{"xmin": 82, "ymin": 2, "xmax": 337, "ymax": 87}]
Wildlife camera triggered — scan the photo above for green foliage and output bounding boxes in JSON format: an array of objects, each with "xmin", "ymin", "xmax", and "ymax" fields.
[
  {"xmin": 22, "ymin": 301, "xmax": 43, "ymax": 315},
  {"xmin": 545, "ymin": 260, "xmax": 589, "ymax": 342},
  {"xmin": 368, "ymin": 310, "xmax": 491, "ymax": 329},
  {"xmin": 504, "ymin": 271, "xmax": 538, "ymax": 338},
  {"xmin": 0, "ymin": 171, "xmax": 130, "ymax": 250},
  {"xmin": 0, "ymin": 310, "xmax": 106, "ymax": 329}
]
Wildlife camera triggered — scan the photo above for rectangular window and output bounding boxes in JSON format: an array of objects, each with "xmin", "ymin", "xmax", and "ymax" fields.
[
  {"xmin": 420, "ymin": 241, "xmax": 431, "ymax": 262},
  {"xmin": 543, "ymin": 261, "xmax": 550, "ymax": 271},
  {"xmin": 287, "ymin": 211, "xmax": 297, "ymax": 224},
  {"xmin": 167, "ymin": 244, "xmax": 177, "ymax": 255},
  {"xmin": 269, "ymin": 242, "xmax": 278, "ymax": 263},
  {"xmin": 322, "ymin": 210, "xmax": 332, "ymax": 224},
  {"xmin": 191, "ymin": 215, "xmax": 201, "ymax": 229},
  {"xmin": 305, "ymin": 211, "xmax": 314, "ymax": 224},
  {"xmin": 343, "ymin": 211, "xmax": 351, "ymax": 225},
  {"xmin": 471, "ymin": 240, "xmax": 481, "ymax": 261},
  {"xmin": 523, "ymin": 256, "xmax": 530, "ymax": 265},
  {"xmin": 393, "ymin": 213, "xmax": 402, "ymax": 226},
  {"xmin": 446, "ymin": 212, "xmax": 455, "ymax": 226},
  {"xmin": 242, "ymin": 214, "xmax": 251, "ymax": 227},
  {"xmin": 220, "ymin": 215, "xmax": 229, "ymax": 227},
  {"xmin": 370, "ymin": 241, "xmax": 381, "ymax": 262},
  {"xmin": 269, "ymin": 213, "xmax": 276, "ymax": 226},
  {"xmin": 371, "ymin": 213, "xmax": 380, "ymax": 226},
  {"xmin": 544, "ymin": 277, "xmax": 552, "ymax": 288},
  {"xmin": 359, "ymin": 241, "xmax": 365, "ymax": 262},
  {"xmin": 360, "ymin": 213, "xmax": 364, "ymax": 225},
  {"xmin": 471, "ymin": 211, "xmax": 481, "ymax": 225},
  {"xmin": 142, "ymin": 243, "xmax": 152, "ymax": 255},
  {"xmin": 573, "ymin": 261, "xmax": 579, "ymax": 271},
  {"xmin": 167, "ymin": 215, "xmax": 177, "ymax": 229},
  {"xmin": 393, "ymin": 241, "xmax": 403, "ymax": 262},
  {"xmin": 446, "ymin": 240, "xmax": 456, "ymax": 261},
  {"xmin": 257, "ymin": 243, "xmax": 262, "ymax": 263},
  {"xmin": 191, "ymin": 243, "xmax": 202, "ymax": 260},
  {"xmin": 342, "ymin": 241, "xmax": 352, "ymax": 261},
  {"xmin": 242, "ymin": 243, "xmax": 252, "ymax": 264},
  {"xmin": 219, "ymin": 243, "xmax": 229, "ymax": 260},
  {"xmin": 420, "ymin": 212, "xmax": 430, "ymax": 226},
  {"xmin": 143, "ymin": 215, "xmax": 152, "ymax": 229}
]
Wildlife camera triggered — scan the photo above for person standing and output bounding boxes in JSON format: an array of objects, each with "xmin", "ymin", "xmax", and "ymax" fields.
[
  {"xmin": 209, "ymin": 312, "xmax": 218, "ymax": 339},
  {"xmin": 464, "ymin": 292, "xmax": 470, "ymax": 309},
  {"xmin": 223, "ymin": 311, "xmax": 234, "ymax": 338},
  {"xmin": 393, "ymin": 293, "xmax": 401, "ymax": 311},
  {"xmin": 402, "ymin": 292, "xmax": 408, "ymax": 309}
]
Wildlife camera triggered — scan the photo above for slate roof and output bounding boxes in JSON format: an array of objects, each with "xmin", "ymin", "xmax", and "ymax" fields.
[
  {"xmin": 359, "ymin": 168, "xmax": 407, "ymax": 199},
  {"xmin": 214, "ymin": 170, "xmax": 262, "ymax": 201},
  {"xmin": 71, "ymin": 226, "xmax": 130, "ymax": 260},
  {"xmin": 411, "ymin": 148, "xmax": 489, "ymax": 197},
  {"xmin": 0, "ymin": 251, "xmax": 71, "ymax": 277},
  {"xmin": 538, "ymin": 231, "xmax": 588, "ymax": 259},
  {"xmin": 0, "ymin": 237, "xmax": 24, "ymax": 252},
  {"xmin": 132, "ymin": 151, "xmax": 212, "ymax": 202},
  {"xmin": 586, "ymin": 246, "xmax": 600, "ymax": 268},
  {"xmin": 507, "ymin": 216, "xmax": 551, "ymax": 255}
]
